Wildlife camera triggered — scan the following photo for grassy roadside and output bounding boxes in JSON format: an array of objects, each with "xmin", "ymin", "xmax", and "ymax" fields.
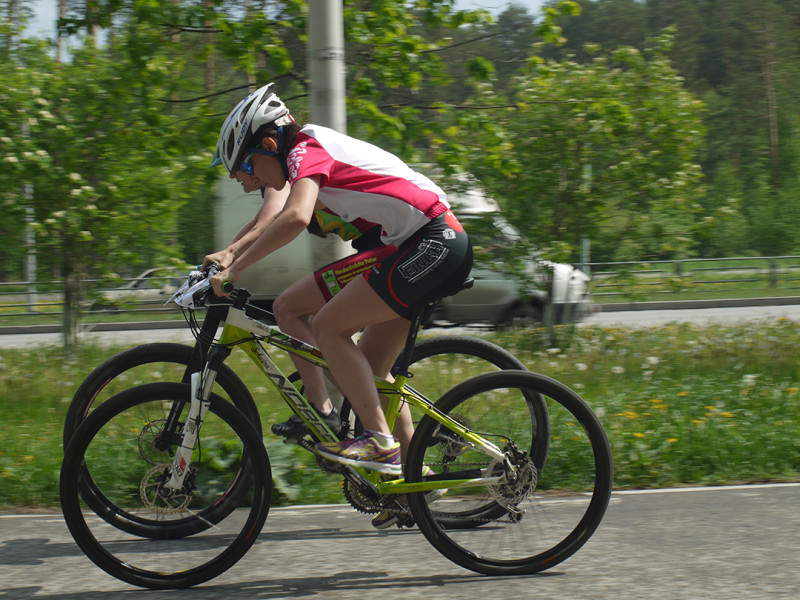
[{"xmin": 1, "ymin": 318, "xmax": 799, "ymax": 508}]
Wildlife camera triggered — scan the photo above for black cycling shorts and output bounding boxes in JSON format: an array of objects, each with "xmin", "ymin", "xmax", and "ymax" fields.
[{"xmin": 314, "ymin": 210, "xmax": 473, "ymax": 318}]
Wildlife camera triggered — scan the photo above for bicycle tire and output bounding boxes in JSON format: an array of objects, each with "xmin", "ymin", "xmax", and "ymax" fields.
[
  {"xmin": 397, "ymin": 336, "xmax": 550, "ymax": 529},
  {"xmin": 405, "ymin": 370, "xmax": 612, "ymax": 575},
  {"xmin": 60, "ymin": 382, "xmax": 271, "ymax": 589},
  {"xmin": 63, "ymin": 343, "xmax": 259, "ymax": 539}
]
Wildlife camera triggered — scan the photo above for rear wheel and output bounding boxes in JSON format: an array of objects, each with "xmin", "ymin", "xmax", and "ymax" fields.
[
  {"xmin": 406, "ymin": 370, "xmax": 612, "ymax": 574},
  {"xmin": 378, "ymin": 336, "xmax": 550, "ymax": 529}
]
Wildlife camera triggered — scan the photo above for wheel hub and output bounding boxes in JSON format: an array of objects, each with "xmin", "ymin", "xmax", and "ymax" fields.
[{"xmin": 139, "ymin": 464, "xmax": 193, "ymax": 514}]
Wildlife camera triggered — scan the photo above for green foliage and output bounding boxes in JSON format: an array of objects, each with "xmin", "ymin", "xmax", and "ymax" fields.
[
  {"xmin": 9, "ymin": 0, "xmax": 796, "ymax": 340},
  {"xmin": 448, "ymin": 28, "xmax": 705, "ymax": 266},
  {"xmin": 552, "ymin": 0, "xmax": 800, "ymax": 258}
]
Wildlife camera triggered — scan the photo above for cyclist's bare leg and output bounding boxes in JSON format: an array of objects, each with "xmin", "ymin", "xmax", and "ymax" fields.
[
  {"xmin": 273, "ymin": 274, "xmax": 333, "ymax": 414},
  {"xmin": 357, "ymin": 322, "xmax": 415, "ymax": 458},
  {"xmin": 312, "ymin": 276, "xmax": 407, "ymax": 436}
]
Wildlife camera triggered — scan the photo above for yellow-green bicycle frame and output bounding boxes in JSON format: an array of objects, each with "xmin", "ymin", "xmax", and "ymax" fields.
[{"xmin": 195, "ymin": 300, "xmax": 509, "ymax": 496}]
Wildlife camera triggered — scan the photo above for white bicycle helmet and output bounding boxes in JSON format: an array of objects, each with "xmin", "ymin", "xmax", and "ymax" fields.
[{"xmin": 211, "ymin": 83, "xmax": 294, "ymax": 173}]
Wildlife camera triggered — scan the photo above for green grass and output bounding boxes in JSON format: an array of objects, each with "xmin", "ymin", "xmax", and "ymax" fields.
[{"xmin": 1, "ymin": 319, "xmax": 799, "ymax": 509}]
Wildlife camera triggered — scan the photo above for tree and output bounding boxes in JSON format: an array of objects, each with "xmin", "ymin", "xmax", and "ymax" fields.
[
  {"xmin": 1, "ymin": 35, "xmax": 204, "ymax": 346},
  {"xmin": 549, "ymin": 0, "xmax": 800, "ymax": 257},
  {"xmin": 451, "ymin": 28, "xmax": 705, "ymax": 265}
]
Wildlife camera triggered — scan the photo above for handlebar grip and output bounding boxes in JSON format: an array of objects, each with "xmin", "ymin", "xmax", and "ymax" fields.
[{"xmin": 221, "ymin": 281, "xmax": 235, "ymax": 294}]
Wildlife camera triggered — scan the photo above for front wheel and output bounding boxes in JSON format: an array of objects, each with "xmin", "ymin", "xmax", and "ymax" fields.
[
  {"xmin": 63, "ymin": 343, "xmax": 259, "ymax": 540},
  {"xmin": 405, "ymin": 370, "xmax": 612, "ymax": 575},
  {"xmin": 60, "ymin": 382, "xmax": 271, "ymax": 589}
]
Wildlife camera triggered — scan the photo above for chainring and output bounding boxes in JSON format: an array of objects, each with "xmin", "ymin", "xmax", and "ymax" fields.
[{"xmin": 342, "ymin": 478, "xmax": 383, "ymax": 514}]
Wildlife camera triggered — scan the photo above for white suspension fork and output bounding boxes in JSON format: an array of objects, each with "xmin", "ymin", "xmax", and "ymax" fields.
[{"xmin": 162, "ymin": 370, "xmax": 215, "ymax": 492}]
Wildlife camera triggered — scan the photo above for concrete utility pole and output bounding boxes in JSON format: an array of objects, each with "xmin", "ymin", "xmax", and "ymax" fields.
[{"xmin": 308, "ymin": 0, "xmax": 347, "ymax": 132}]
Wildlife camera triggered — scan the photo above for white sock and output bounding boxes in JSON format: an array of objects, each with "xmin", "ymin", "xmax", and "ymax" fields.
[{"xmin": 366, "ymin": 429, "xmax": 395, "ymax": 449}]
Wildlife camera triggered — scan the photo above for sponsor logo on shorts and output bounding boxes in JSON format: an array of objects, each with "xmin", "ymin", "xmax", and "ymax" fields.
[{"xmin": 398, "ymin": 240, "xmax": 449, "ymax": 283}]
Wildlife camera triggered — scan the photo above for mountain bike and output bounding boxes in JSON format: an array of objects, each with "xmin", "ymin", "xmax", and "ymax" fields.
[
  {"xmin": 60, "ymin": 267, "xmax": 613, "ymax": 589},
  {"xmin": 62, "ymin": 282, "xmax": 536, "ymax": 536}
]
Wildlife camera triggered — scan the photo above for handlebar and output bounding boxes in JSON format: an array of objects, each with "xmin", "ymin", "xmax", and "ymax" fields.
[{"xmin": 166, "ymin": 264, "xmax": 241, "ymax": 309}]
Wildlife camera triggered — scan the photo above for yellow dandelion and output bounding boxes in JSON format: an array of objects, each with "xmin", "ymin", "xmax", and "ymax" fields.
[
  {"xmin": 667, "ymin": 438, "xmax": 679, "ymax": 443},
  {"xmin": 632, "ymin": 432, "xmax": 646, "ymax": 438},
  {"xmin": 677, "ymin": 391, "xmax": 689, "ymax": 397}
]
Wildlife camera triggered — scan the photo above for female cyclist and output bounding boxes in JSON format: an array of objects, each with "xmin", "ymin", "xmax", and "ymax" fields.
[{"xmin": 208, "ymin": 83, "xmax": 472, "ymax": 477}]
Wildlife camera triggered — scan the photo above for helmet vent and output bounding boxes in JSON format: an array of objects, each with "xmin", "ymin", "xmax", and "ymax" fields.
[
  {"xmin": 240, "ymin": 98, "xmax": 258, "ymax": 121},
  {"xmin": 225, "ymin": 130, "xmax": 235, "ymax": 158}
]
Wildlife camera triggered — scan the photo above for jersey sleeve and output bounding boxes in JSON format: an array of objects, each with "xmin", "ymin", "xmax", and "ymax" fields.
[{"xmin": 286, "ymin": 133, "xmax": 335, "ymax": 186}]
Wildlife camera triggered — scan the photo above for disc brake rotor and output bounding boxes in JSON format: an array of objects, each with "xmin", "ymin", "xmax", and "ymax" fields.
[
  {"xmin": 486, "ymin": 456, "xmax": 538, "ymax": 510},
  {"xmin": 138, "ymin": 419, "xmax": 175, "ymax": 465},
  {"xmin": 139, "ymin": 464, "xmax": 192, "ymax": 514}
]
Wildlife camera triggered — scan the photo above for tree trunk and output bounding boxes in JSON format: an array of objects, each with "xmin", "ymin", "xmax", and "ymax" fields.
[
  {"xmin": 56, "ymin": 0, "xmax": 66, "ymax": 63},
  {"xmin": 758, "ymin": 4, "xmax": 780, "ymax": 187},
  {"xmin": 61, "ymin": 257, "xmax": 79, "ymax": 349},
  {"xmin": 205, "ymin": 0, "xmax": 215, "ymax": 93}
]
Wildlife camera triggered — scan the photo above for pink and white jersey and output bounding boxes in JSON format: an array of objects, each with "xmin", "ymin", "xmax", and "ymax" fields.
[{"xmin": 286, "ymin": 125, "xmax": 449, "ymax": 246}]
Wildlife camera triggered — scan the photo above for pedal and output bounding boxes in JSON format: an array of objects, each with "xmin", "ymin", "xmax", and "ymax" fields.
[{"xmin": 396, "ymin": 514, "xmax": 416, "ymax": 529}]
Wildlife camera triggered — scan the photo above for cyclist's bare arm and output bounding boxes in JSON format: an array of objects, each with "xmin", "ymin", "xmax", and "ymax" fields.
[
  {"xmin": 203, "ymin": 183, "xmax": 290, "ymax": 270},
  {"xmin": 211, "ymin": 177, "xmax": 320, "ymax": 295}
]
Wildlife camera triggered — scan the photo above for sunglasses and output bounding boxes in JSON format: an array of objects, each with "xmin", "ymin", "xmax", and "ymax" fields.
[{"xmin": 240, "ymin": 147, "xmax": 278, "ymax": 175}]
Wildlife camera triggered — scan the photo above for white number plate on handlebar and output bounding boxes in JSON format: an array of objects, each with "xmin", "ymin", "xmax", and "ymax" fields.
[{"xmin": 165, "ymin": 270, "xmax": 212, "ymax": 308}]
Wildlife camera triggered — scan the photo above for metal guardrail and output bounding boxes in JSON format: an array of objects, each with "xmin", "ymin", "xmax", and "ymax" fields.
[
  {"xmin": 579, "ymin": 256, "xmax": 800, "ymax": 302},
  {"xmin": 4, "ymin": 256, "xmax": 800, "ymax": 320},
  {"xmin": 0, "ymin": 274, "xmax": 182, "ymax": 318}
]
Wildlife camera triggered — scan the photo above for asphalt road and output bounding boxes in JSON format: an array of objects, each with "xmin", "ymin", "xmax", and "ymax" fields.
[
  {"xmin": 583, "ymin": 302, "xmax": 800, "ymax": 328},
  {"xmin": 1, "ymin": 483, "xmax": 798, "ymax": 599}
]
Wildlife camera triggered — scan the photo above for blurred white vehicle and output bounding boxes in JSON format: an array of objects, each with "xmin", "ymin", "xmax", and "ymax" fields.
[
  {"xmin": 430, "ymin": 187, "xmax": 590, "ymax": 327},
  {"xmin": 91, "ymin": 267, "xmax": 184, "ymax": 310}
]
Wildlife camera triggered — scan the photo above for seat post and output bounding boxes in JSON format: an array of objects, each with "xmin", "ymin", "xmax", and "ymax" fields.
[
  {"xmin": 391, "ymin": 277, "xmax": 474, "ymax": 378},
  {"xmin": 392, "ymin": 301, "xmax": 434, "ymax": 378}
]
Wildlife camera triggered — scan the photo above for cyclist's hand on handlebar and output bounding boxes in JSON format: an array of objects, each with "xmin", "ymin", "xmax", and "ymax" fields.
[
  {"xmin": 210, "ymin": 267, "xmax": 238, "ymax": 297},
  {"xmin": 202, "ymin": 249, "xmax": 234, "ymax": 273}
]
